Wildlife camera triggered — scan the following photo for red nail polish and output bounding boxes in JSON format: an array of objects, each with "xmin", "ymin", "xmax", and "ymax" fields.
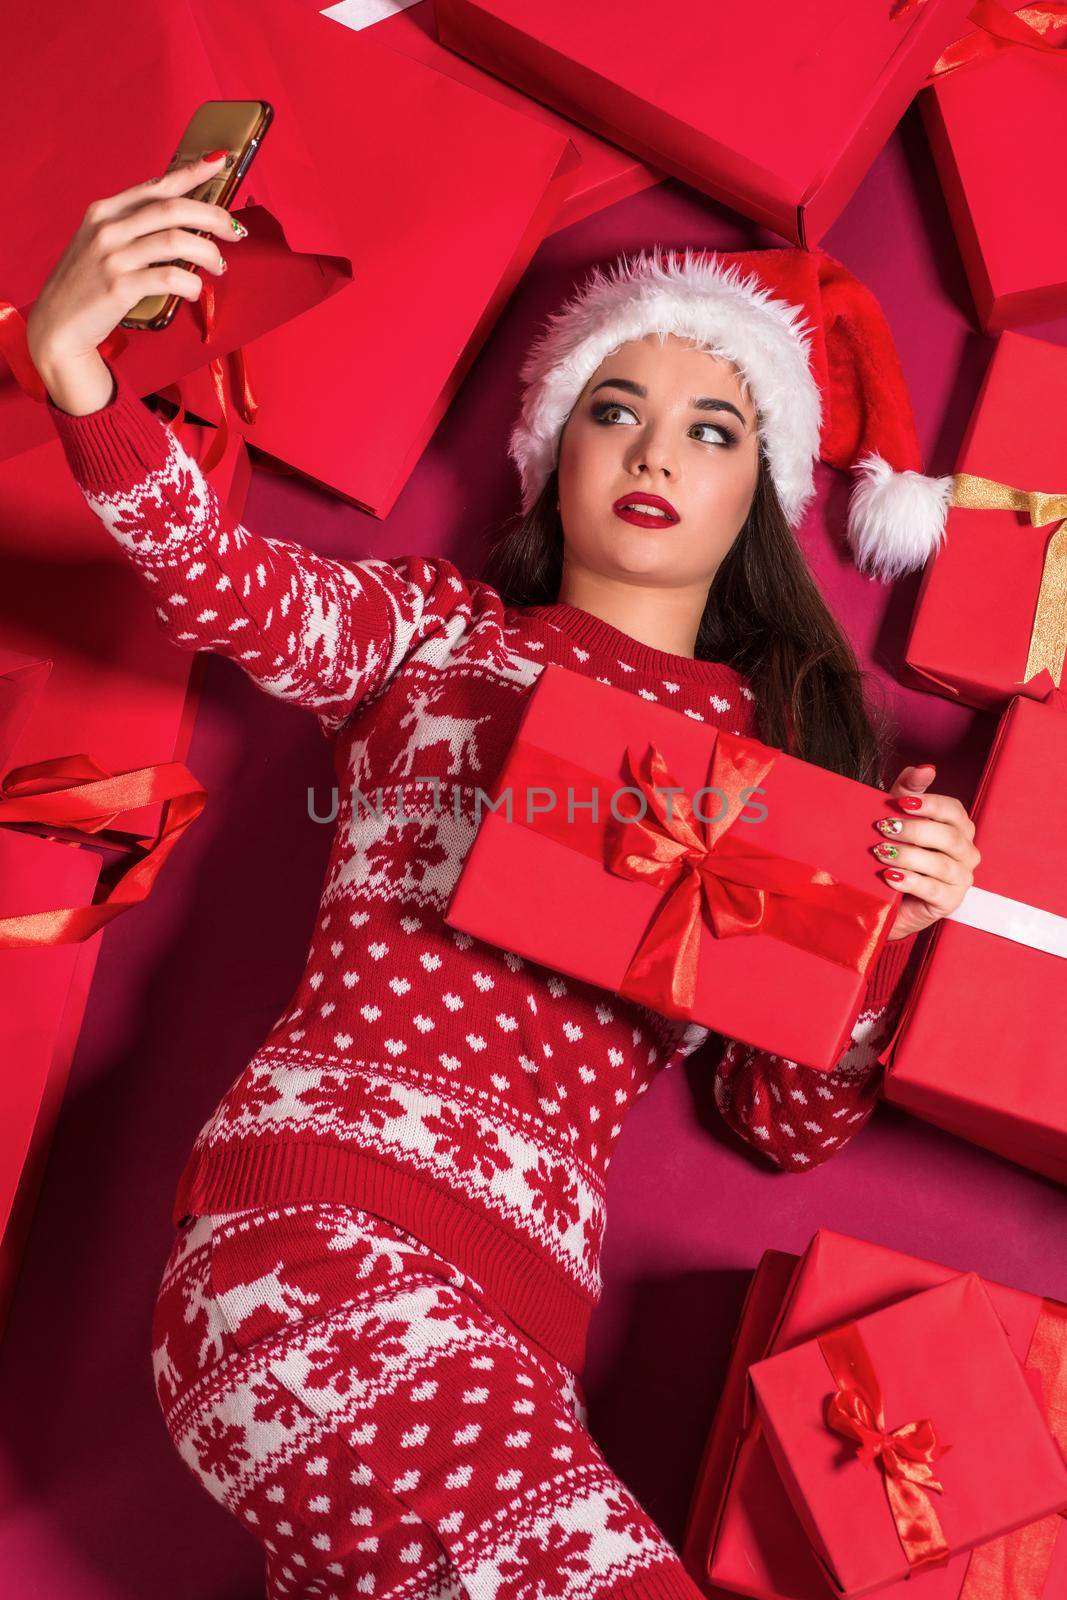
[
  {"xmin": 898, "ymin": 796, "xmax": 923, "ymax": 811},
  {"xmin": 883, "ymin": 868, "xmax": 905, "ymax": 882},
  {"xmin": 203, "ymin": 148, "xmax": 228, "ymax": 161}
]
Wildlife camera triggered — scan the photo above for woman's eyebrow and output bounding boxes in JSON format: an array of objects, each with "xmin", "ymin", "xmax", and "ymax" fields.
[{"xmin": 591, "ymin": 377, "xmax": 749, "ymax": 427}]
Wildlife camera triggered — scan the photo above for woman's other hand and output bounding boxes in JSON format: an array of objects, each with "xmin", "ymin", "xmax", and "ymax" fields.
[
  {"xmin": 25, "ymin": 151, "xmax": 242, "ymax": 415},
  {"xmin": 873, "ymin": 763, "xmax": 980, "ymax": 939}
]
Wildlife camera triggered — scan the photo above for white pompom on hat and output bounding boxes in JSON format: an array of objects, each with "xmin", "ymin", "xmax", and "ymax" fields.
[{"xmin": 508, "ymin": 244, "xmax": 953, "ymax": 583}]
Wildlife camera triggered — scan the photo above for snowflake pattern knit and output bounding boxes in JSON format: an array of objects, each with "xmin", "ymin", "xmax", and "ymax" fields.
[{"xmin": 48, "ymin": 360, "xmax": 919, "ymax": 1378}]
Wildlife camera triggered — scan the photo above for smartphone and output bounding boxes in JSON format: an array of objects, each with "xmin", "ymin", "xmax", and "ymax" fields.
[{"xmin": 121, "ymin": 99, "xmax": 274, "ymax": 332}]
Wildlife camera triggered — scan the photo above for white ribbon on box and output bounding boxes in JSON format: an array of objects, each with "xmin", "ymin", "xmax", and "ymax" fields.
[{"xmin": 947, "ymin": 884, "xmax": 1067, "ymax": 959}]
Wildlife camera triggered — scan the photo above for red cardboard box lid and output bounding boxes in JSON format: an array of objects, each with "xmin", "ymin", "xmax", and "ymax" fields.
[{"xmin": 435, "ymin": 0, "xmax": 973, "ymax": 245}]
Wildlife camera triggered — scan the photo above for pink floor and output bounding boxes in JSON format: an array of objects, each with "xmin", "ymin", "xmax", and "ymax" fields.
[{"xmin": 2, "ymin": 106, "xmax": 1065, "ymax": 1596}]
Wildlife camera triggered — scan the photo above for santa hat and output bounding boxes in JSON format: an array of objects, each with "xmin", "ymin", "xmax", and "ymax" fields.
[{"xmin": 508, "ymin": 245, "xmax": 953, "ymax": 583}]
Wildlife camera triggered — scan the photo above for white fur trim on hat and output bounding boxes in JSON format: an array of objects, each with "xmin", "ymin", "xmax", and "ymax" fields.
[
  {"xmin": 847, "ymin": 453, "xmax": 954, "ymax": 582},
  {"xmin": 508, "ymin": 247, "xmax": 823, "ymax": 526}
]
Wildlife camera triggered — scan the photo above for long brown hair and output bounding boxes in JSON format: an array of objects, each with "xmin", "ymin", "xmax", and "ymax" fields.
[{"xmin": 481, "ymin": 451, "xmax": 897, "ymax": 788}]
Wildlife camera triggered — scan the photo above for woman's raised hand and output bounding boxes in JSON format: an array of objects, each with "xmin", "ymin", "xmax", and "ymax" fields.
[
  {"xmin": 873, "ymin": 763, "xmax": 981, "ymax": 939},
  {"xmin": 26, "ymin": 151, "xmax": 243, "ymax": 414}
]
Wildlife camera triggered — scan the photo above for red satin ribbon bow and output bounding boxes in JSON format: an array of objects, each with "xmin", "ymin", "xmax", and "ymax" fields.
[
  {"xmin": 0, "ymin": 752, "xmax": 206, "ymax": 948},
  {"xmin": 819, "ymin": 1323, "xmax": 952, "ymax": 1573},
  {"xmin": 600, "ymin": 734, "xmax": 887, "ymax": 1018},
  {"xmin": 901, "ymin": 0, "xmax": 1067, "ymax": 78},
  {"xmin": 498, "ymin": 728, "xmax": 890, "ymax": 1022}
]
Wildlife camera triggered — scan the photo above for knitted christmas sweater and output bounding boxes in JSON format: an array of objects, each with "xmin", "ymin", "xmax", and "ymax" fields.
[{"xmin": 48, "ymin": 361, "xmax": 919, "ymax": 1376}]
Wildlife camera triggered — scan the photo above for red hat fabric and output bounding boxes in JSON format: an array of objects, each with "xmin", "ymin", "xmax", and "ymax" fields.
[{"xmin": 509, "ymin": 245, "xmax": 953, "ymax": 581}]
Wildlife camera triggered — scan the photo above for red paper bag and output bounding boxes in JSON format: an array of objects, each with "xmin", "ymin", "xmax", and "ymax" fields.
[
  {"xmin": 902, "ymin": 331, "xmax": 1067, "ymax": 712},
  {"xmin": 310, "ymin": 0, "xmax": 660, "ymax": 236},
  {"xmin": 921, "ymin": 1, "xmax": 1067, "ymax": 331},
  {"xmin": 881, "ymin": 694, "xmax": 1067, "ymax": 1182},
  {"xmin": 706, "ymin": 1229, "xmax": 1067, "ymax": 1600},
  {"xmin": 749, "ymin": 1273, "xmax": 1067, "ymax": 1597},
  {"xmin": 0, "ymin": 0, "xmax": 354, "ymax": 465},
  {"xmin": 0, "ymin": 829, "xmax": 104, "ymax": 1344},
  {"xmin": 174, "ymin": 0, "xmax": 578, "ymax": 516},
  {"xmin": 434, "ymin": 0, "xmax": 974, "ymax": 247},
  {"xmin": 0, "ymin": 406, "xmax": 248, "ymax": 843},
  {"xmin": 444, "ymin": 663, "xmax": 902, "ymax": 1072}
]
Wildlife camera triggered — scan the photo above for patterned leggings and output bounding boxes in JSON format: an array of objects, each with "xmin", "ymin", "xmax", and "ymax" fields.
[{"xmin": 149, "ymin": 1201, "xmax": 704, "ymax": 1600}]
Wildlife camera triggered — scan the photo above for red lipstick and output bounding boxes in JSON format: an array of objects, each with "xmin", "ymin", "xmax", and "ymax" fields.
[{"xmin": 612, "ymin": 493, "xmax": 680, "ymax": 527}]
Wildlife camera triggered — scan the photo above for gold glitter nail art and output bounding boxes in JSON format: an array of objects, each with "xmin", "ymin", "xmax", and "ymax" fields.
[{"xmin": 874, "ymin": 842, "xmax": 899, "ymax": 860}]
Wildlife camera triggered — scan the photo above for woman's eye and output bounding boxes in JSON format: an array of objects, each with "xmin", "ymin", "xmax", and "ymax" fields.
[
  {"xmin": 592, "ymin": 400, "xmax": 735, "ymax": 446},
  {"xmin": 594, "ymin": 401, "xmax": 638, "ymax": 426},
  {"xmin": 692, "ymin": 421, "xmax": 737, "ymax": 446}
]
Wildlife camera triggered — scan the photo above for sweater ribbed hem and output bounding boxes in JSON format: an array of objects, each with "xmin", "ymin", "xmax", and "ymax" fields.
[
  {"xmin": 45, "ymin": 356, "xmax": 172, "ymax": 491},
  {"xmin": 173, "ymin": 1139, "xmax": 596, "ymax": 1377},
  {"xmin": 614, "ymin": 1560, "xmax": 706, "ymax": 1600}
]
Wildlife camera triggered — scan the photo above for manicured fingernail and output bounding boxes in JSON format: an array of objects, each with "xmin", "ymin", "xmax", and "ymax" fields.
[
  {"xmin": 203, "ymin": 148, "xmax": 228, "ymax": 161},
  {"xmin": 218, "ymin": 253, "xmax": 227, "ymax": 274},
  {"xmin": 876, "ymin": 817, "xmax": 903, "ymax": 836},
  {"xmin": 898, "ymin": 796, "xmax": 923, "ymax": 811},
  {"xmin": 873, "ymin": 842, "xmax": 899, "ymax": 861},
  {"xmin": 884, "ymin": 869, "xmax": 905, "ymax": 882},
  {"xmin": 231, "ymin": 218, "xmax": 248, "ymax": 239}
]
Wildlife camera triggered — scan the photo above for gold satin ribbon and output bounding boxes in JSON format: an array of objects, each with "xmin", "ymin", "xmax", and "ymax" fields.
[{"xmin": 949, "ymin": 472, "xmax": 1067, "ymax": 689}]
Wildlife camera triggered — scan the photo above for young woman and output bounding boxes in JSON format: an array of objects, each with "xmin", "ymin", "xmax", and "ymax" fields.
[{"xmin": 27, "ymin": 152, "xmax": 979, "ymax": 1600}]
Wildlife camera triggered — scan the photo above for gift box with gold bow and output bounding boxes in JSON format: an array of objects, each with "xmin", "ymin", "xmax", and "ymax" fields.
[
  {"xmin": 443, "ymin": 662, "xmax": 905, "ymax": 1073},
  {"xmin": 902, "ymin": 331, "xmax": 1067, "ymax": 713},
  {"xmin": 697, "ymin": 1228, "xmax": 1067, "ymax": 1600},
  {"xmin": 919, "ymin": 0, "xmax": 1067, "ymax": 331},
  {"xmin": 747, "ymin": 1271, "xmax": 1067, "ymax": 1597},
  {"xmin": 879, "ymin": 693, "xmax": 1067, "ymax": 1183}
]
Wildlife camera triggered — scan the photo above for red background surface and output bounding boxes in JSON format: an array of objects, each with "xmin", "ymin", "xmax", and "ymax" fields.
[{"xmin": 2, "ymin": 109, "xmax": 1065, "ymax": 1595}]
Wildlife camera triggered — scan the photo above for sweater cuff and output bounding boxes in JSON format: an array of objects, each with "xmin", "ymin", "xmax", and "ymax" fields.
[
  {"xmin": 45, "ymin": 356, "xmax": 173, "ymax": 492},
  {"xmin": 863, "ymin": 927, "xmax": 923, "ymax": 1011}
]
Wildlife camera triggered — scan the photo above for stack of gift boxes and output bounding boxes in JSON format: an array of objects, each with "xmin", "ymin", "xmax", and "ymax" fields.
[
  {"xmin": 1, "ymin": 0, "xmax": 1063, "ymax": 1415},
  {"xmin": 682, "ymin": 1229, "xmax": 1067, "ymax": 1599}
]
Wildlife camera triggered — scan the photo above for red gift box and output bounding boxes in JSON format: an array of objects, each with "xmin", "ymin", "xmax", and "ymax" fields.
[
  {"xmin": 1, "ymin": 0, "xmax": 354, "ymax": 468},
  {"xmin": 902, "ymin": 331, "xmax": 1067, "ymax": 713},
  {"xmin": 748, "ymin": 1272, "xmax": 1067, "ymax": 1597},
  {"xmin": 434, "ymin": 0, "xmax": 973, "ymax": 247},
  {"xmin": 173, "ymin": 0, "xmax": 578, "ymax": 516},
  {"xmin": 681, "ymin": 1250, "xmax": 799, "ymax": 1589},
  {"xmin": 0, "ymin": 407, "xmax": 247, "ymax": 843},
  {"xmin": 920, "ymin": 2, "xmax": 1067, "ymax": 332},
  {"xmin": 704, "ymin": 1229, "xmax": 1067, "ymax": 1600},
  {"xmin": 443, "ymin": 663, "xmax": 902, "ymax": 1072},
  {"xmin": 311, "ymin": 0, "xmax": 661, "ymax": 236},
  {"xmin": 880, "ymin": 694, "xmax": 1067, "ymax": 1183},
  {"xmin": 0, "ymin": 829, "xmax": 104, "ymax": 1345}
]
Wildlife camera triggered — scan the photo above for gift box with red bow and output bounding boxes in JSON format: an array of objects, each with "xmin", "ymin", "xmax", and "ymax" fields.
[
  {"xmin": 0, "ymin": 385, "xmax": 247, "ymax": 843},
  {"xmin": 920, "ymin": 0, "xmax": 1067, "ymax": 331},
  {"xmin": 0, "ymin": 654, "xmax": 207, "ymax": 1341},
  {"xmin": 435, "ymin": 0, "xmax": 973, "ymax": 246},
  {"xmin": 902, "ymin": 331, "xmax": 1067, "ymax": 713},
  {"xmin": 443, "ymin": 663, "xmax": 903, "ymax": 1072},
  {"xmin": 699, "ymin": 1229, "xmax": 1067, "ymax": 1600},
  {"xmin": 879, "ymin": 693, "xmax": 1067, "ymax": 1184},
  {"xmin": 748, "ymin": 1272, "xmax": 1067, "ymax": 1598}
]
